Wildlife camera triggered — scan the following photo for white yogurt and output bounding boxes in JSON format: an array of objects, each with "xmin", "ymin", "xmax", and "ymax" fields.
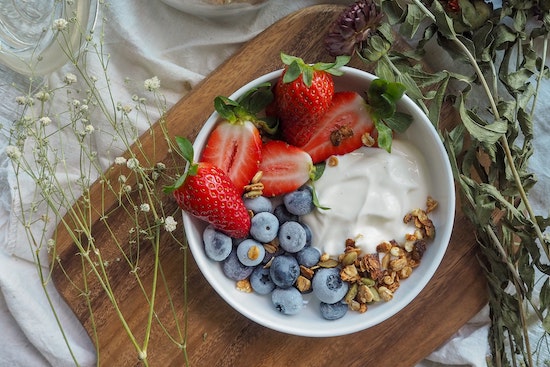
[{"xmin": 302, "ymin": 140, "xmax": 430, "ymax": 255}]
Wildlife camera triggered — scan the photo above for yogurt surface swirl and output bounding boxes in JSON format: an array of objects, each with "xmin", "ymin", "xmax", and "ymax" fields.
[{"xmin": 302, "ymin": 140, "xmax": 430, "ymax": 255}]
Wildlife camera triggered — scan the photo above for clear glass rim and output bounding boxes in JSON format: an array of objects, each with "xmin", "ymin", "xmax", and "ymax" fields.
[{"xmin": 0, "ymin": 0, "xmax": 99, "ymax": 76}]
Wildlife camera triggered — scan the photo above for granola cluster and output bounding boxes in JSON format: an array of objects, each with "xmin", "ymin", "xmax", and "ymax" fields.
[{"xmin": 335, "ymin": 196, "xmax": 438, "ymax": 313}]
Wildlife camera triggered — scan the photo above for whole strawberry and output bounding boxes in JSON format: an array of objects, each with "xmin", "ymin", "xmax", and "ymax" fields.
[
  {"xmin": 165, "ymin": 136, "xmax": 251, "ymax": 238},
  {"xmin": 274, "ymin": 53, "xmax": 350, "ymax": 146}
]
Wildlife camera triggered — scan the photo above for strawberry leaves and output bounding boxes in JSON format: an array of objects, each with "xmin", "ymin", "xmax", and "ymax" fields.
[
  {"xmin": 237, "ymin": 81, "xmax": 274, "ymax": 114},
  {"xmin": 366, "ymin": 78, "xmax": 412, "ymax": 152},
  {"xmin": 280, "ymin": 53, "xmax": 351, "ymax": 86},
  {"xmin": 215, "ymin": 84, "xmax": 277, "ymax": 135}
]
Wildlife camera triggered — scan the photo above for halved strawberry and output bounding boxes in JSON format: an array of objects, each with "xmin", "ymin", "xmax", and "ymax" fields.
[
  {"xmin": 299, "ymin": 91, "xmax": 375, "ymax": 164},
  {"xmin": 274, "ymin": 53, "xmax": 349, "ymax": 146},
  {"xmin": 167, "ymin": 137, "xmax": 251, "ymax": 238},
  {"xmin": 259, "ymin": 140, "xmax": 314, "ymax": 197},
  {"xmin": 200, "ymin": 96, "xmax": 262, "ymax": 193}
]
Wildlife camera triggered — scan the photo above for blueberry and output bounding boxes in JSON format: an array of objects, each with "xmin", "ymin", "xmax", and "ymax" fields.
[
  {"xmin": 244, "ymin": 196, "xmax": 273, "ymax": 214},
  {"xmin": 202, "ymin": 225, "xmax": 232, "ymax": 261},
  {"xmin": 222, "ymin": 249, "xmax": 255, "ymax": 281},
  {"xmin": 273, "ymin": 204, "xmax": 298, "ymax": 224},
  {"xmin": 236, "ymin": 239, "xmax": 265, "ymax": 267},
  {"xmin": 271, "ymin": 287, "xmax": 304, "ymax": 315},
  {"xmin": 296, "ymin": 246, "xmax": 321, "ymax": 267},
  {"xmin": 249, "ymin": 266, "xmax": 276, "ymax": 295},
  {"xmin": 269, "ymin": 254, "xmax": 300, "ymax": 288},
  {"xmin": 312, "ymin": 267, "xmax": 349, "ymax": 304},
  {"xmin": 320, "ymin": 301, "xmax": 348, "ymax": 320},
  {"xmin": 278, "ymin": 221, "xmax": 307, "ymax": 253},
  {"xmin": 300, "ymin": 222, "xmax": 312, "ymax": 246},
  {"xmin": 249, "ymin": 212, "xmax": 279, "ymax": 243},
  {"xmin": 283, "ymin": 186, "xmax": 314, "ymax": 216}
]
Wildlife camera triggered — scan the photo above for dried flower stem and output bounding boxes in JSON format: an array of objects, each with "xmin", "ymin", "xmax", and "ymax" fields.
[{"xmin": 413, "ymin": 0, "xmax": 549, "ymax": 273}]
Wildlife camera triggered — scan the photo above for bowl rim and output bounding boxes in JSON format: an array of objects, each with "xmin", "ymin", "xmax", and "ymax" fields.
[{"xmin": 183, "ymin": 66, "xmax": 456, "ymax": 337}]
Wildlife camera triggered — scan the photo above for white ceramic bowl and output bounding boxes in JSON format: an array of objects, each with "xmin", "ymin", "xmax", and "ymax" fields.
[
  {"xmin": 183, "ymin": 67, "xmax": 455, "ymax": 337},
  {"xmin": 159, "ymin": 0, "xmax": 271, "ymax": 20}
]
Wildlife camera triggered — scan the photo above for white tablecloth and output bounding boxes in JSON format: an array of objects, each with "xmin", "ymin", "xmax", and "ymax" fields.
[{"xmin": 0, "ymin": 1, "xmax": 547, "ymax": 366}]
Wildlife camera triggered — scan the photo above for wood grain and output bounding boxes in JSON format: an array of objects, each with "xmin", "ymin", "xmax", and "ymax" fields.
[{"xmin": 51, "ymin": 5, "xmax": 488, "ymax": 366}]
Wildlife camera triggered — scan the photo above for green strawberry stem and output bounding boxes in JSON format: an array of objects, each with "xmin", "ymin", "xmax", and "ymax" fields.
[
  {"xmin": 163, "ymin": 136, "xmax": 197, "ymax": 194},
  {"xmin": 367, "ymin": 78, "xmax": 413, "ymax": 153},
  {"xmin": 214, "ymin": 90, "xmax": 277, "ymax": 135},
  {"xmin": 280, "ymin": 52, "xmax": 351, "ymax": 87},
  {"xmin": 309, "ymin": 164, "xmax": 330, "ymax": 210}
]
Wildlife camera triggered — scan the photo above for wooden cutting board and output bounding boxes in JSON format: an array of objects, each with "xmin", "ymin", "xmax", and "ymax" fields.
[{"xmin": 52, "ymin": 5, "xmax": 488, "ymax": 366}]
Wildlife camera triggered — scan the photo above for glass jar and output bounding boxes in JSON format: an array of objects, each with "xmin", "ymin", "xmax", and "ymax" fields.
[{"xmin": 0, "ymin": 0, "xmax": 99, "ymax": 76}]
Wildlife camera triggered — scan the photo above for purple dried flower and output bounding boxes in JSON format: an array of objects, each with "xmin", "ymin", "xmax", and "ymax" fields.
[{"xmin": 324, "ymin": 0, "xmax": 384, "ymax": 57}]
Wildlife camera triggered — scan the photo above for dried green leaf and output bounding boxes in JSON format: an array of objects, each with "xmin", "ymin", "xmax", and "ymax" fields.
[
  {"xmin": 400, "ymin": 4, "xmax": 425, "ymax": 39},
  {"xmin": 427, "ymin": 73, "xmax": 449, "ymax": 128},
  {"xmin": 471, "ymin": 22, "xmax": 495, "ymax": 63},
  {"xmin": 493, "ymin": 23, "xmax": 518, "ymax": 50},
  {"xmin": 380, "ymin": 0, "xmax": 405, "ymax": 25},
  {"xmin": 458, "ymin": 94, "xmax": 507, "ymax": 144},
  {"xmin": 396, "ymin": 72, "xmax": 425, "ymax": 100},
  {"xmin": 543, "ymin": 311, "xmax": 550, "ymax": 334},
  {"xmin": 540, "ymin": 278, "xmax": 550, "ymax": 313},
  {"xmin": 429, "ymin": 0, "xmax": 457, "ymax": 39},
  {"xmin": 374, "ymin": 57, "xmax": 396, "ymax": 82}
]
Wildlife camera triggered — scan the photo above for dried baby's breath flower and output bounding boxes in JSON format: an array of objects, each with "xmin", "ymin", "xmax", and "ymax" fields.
[
  {"xmin": 84, "ymin": 124, "xmax": 95, "ymax": 134},
  {"xmin": 164, "ymin": 216, "xmax": 177, "ymax": 232},
  {"xmin": 46, "ymin": 239, "xmax": 55, "ymax": 254},
  {"xmin": 144, "ymin": 76, "xmax": 160, "ymax": 91},
  {"xmin": 63, "ymin": 73, "xmax": 77, "ymax": 85},
  {"xmin": 140, "ymin": 203, "xmax": 150, "ymax": 213},
  {"xmin": 6, "ymin": 145, "xmax": 22, "ymax": 160},
  {"xmin": 126, "ymin": 157, "xmax": 140, "ymax": 170},
  {"xmin": 34, "ymin": 91, "xmax": 51, "ymax": 102},
  {"xmin": 53, "ymin": 18, "xmax": 68, "ymax": 31},
  {"xmin": 39, "ymin": 117, "xmax": 51, "ymax": 126},
  {"xmin": 114, "ymin": 156, "xmax": 127, "ymax": 165},
  {"xmin": 15, "ymin": 96, "xmax": 33, "ymax": 106}
]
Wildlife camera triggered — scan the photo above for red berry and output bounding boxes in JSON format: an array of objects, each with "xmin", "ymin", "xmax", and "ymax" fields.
[
  {"xmin": 275, "ymin": 68, "xmax": 335, "ymax": 146},
  {"xmin": 259, "ymin": 140, "xmax": 313, "ymax": 197},
  {"xmin": 173, "ymin": 161, "xmax": 251, "ymax": 238},
  {"xmin": 200, "ymin": 120, "xmax": 262, "ymax": 193},
  {"xmin": 299, "ymin": 91, "xmax": 375, "ymax": 163}
]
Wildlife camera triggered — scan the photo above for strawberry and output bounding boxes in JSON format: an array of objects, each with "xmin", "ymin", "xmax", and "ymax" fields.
[
  {"xmin": 299, "ymin": 91, "xmax": 375, "ymax": 164},
  {"xmin": 200, "ymin": 96, "xmax": 263, "ymax": 193},
  {"xmin": 259, "ymin": 140, "xmax": 314, "ymax": 197},
  {"xmin": 167, "ymin": 137, "xmax": 251, "ymax": 238},
  {"xmin": 274, "ymin": 53, "xmax": 350, "ymax": 146}
]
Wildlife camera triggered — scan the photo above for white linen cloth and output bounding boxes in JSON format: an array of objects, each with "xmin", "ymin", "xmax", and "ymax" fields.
[{"xmin": 0, "ymin": 0, "xmax": 547, "ymax": 366}]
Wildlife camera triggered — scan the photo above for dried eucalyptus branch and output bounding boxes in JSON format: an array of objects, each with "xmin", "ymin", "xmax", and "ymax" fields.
[{"xmin": 326, "ymin": 1, "xmax": 550, "ymax": 366}]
